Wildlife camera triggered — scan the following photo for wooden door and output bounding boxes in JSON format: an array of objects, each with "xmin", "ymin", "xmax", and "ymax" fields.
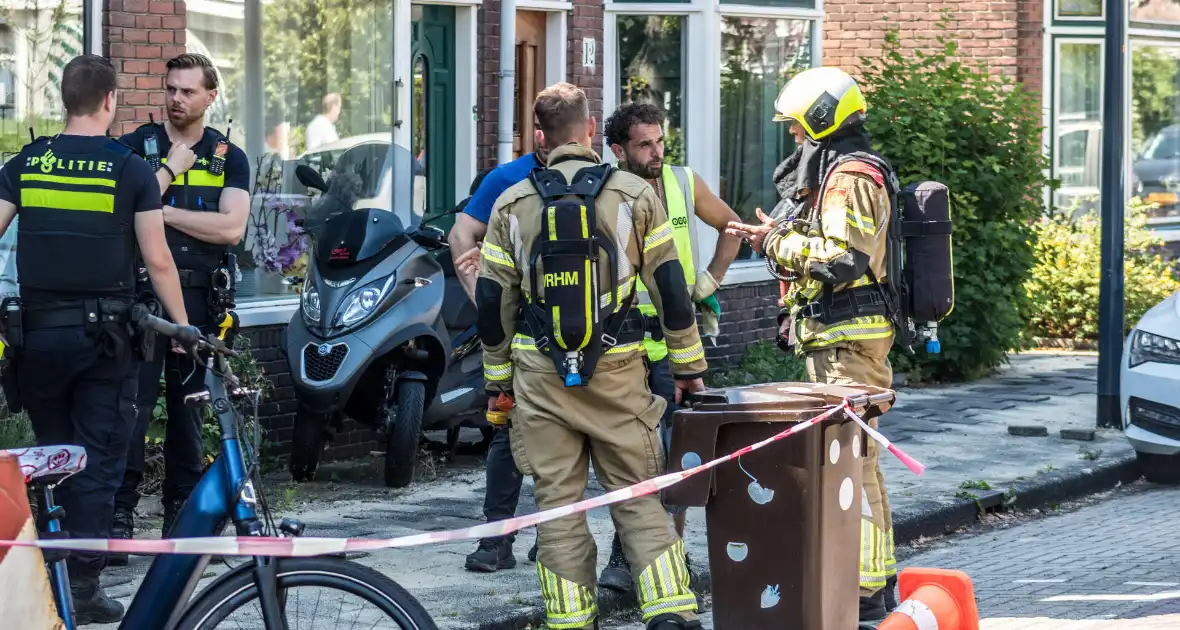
[{"xmin": 514, "ymin": 11, "xmax": 548, "ymax": 158}]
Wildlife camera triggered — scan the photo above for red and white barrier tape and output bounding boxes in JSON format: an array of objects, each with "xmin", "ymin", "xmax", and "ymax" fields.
[{"xmin": 0, "ymin": 400, "xmax": 924, "ymax": 557}]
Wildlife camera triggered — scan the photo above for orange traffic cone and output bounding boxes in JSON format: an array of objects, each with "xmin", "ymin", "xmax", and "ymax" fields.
[{"xmin": 877, "ymin": 567, "xmax": 979, "ymax": 630}]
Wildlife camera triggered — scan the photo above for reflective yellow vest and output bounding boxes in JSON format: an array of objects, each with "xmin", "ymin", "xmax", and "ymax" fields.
[{"xmin": 637, "ymin": 164, "xmax": 697, "ymax": 362}]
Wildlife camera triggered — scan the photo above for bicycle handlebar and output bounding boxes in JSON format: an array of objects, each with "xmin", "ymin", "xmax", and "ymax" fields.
[{"xmin": 131, "ymin": 304, "xmax": 238, "ymax": 358}]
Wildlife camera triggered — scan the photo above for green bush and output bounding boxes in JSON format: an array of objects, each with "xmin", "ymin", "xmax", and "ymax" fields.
[
  {"xmin": 1026, "ymin": 199, "xmax": 1180, "ymax": 340},
  {"xmin": 709, "ymin": 340, "xmax": 807, "ymax": 388},
  {"xmin": 857, "ymin": 15, "xmax": 1048, "ymax": 381}
]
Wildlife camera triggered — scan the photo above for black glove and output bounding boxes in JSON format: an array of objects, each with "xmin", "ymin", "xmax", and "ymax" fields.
[{"xmin": 176, "ymin": 324, "xmax": 203, "ymax": 347}]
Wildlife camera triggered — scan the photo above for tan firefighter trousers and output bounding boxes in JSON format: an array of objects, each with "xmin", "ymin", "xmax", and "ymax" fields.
[
  {"xmin": 510, "ymin": 357, "xmax": 697, "ymax": 629},
  {"xmin": 805, "ymin": 337, "xmax": 896, "ymax": 598}
]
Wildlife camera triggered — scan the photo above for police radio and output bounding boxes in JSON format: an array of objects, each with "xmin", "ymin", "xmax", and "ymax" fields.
[
  {"xmin": 144, "ymin": 113, "xmax": 162, "ymax": 171},
  {"xmin": 209, "ymin": 119, "xmax": 231, "ymax": 177},
  {"xmin": 212, "ymin": 252, "xmax": 238, "ymax": 309}
]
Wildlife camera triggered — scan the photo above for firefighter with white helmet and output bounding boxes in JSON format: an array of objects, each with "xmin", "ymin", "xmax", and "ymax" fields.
[{"xmin": 727, "ymin": 66, "xmax": 901, "ymax": 622}]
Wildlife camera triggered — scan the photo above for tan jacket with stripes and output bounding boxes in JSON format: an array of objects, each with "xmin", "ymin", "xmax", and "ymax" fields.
[{"xmin": 478, "ymin": 144, "xmax": 709, "ymax": 391}]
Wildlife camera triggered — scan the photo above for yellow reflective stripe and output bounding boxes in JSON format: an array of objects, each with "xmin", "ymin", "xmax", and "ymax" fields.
[
  {"xmin": 512, "ymin": 333, "xmax": 641, "ymax": 356},
  {"xmin": 20, "ymin": 188, "xmax": 114, "ymax": 213},
  {"xmin": 669, "ymin": 340, "xmax": 705, "ymax": 364},
  {"xmin": 847, "ymin": 208, "xmax": 876, "ymax": 233},
  {"xmin": 848, "ymin": 275, "xmax": 875, "ymax": 288},
  {"xmin": 537, "ymin": 562, "xmax": 597, "ymax": 628},
  {"xmin": 511, "ymin": 333, "xmax": 539, "ymax": 350},
  {"xmin": 483, "ymin": 361, "xmax": 513, "ymax": 381},
  {"xmin": 638, "ymin": 540, "xmax": 696, "ymax": 622},
  {"xmin": 481, "ymin": 242, "xmax": 515, "ymax": 268},
  {"xmin": 643, "ymin": 220, "xmax": 673, "ymax": 253},
  {"xmin": 183, "ymin": 168, "xmax": 225, "ymax": 188},
  {"xmin": 801, "ymin": 316, "xmax": 893, "ymax": 350},
  {"xmin": 606, "ymin": 341, "xmax": 643, "ymax": 355},
  {"xmin": 20, "ymin": 173, "xmax": 116, "ymax": 188},
  {"xmin": 553, "ymin": 305, "xmax": 566, "ymax": 348}
]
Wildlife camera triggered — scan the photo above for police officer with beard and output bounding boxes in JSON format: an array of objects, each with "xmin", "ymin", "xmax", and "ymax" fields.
[
  {"xmin": 0, "ymin": 54, "xmax": 194, "ymax": 624},
  {"xmin": 110, "ymin": 53, "xmax": 251, "ymax": 553}
]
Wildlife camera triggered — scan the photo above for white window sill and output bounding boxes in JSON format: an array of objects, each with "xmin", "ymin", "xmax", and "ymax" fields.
[
  {"xmin": 720, "ymin": 260, "xmax": 773, "ymax": 286},
  {"xmin": 236, "ymin": 297, "xmax": 299, "ymax": 328}
]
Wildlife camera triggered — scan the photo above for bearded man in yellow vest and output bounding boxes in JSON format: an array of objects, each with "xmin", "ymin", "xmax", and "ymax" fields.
[{"xmin": 597, "ymin": 102, "xmax": 742, "ymax": 594}]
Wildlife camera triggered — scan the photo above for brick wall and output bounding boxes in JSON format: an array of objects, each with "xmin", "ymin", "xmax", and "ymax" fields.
[
  {"xmin": 822, "ymin": 2, "xmax": 1024, "ymax": 82},
  {"xmin": 705, "ymin": 280, "xmax": 781, "ymax": 367},
  {"xmin": 476, "ymin": 0, "xmax": 605, "ymax": 172},
  {"xmin": 1016, "ymin": 0, "xmax": 1044, "ymax": 95},
  {"xmin": 568, "ymin": 0, "xmax": 604, "ymax": 157},
  {"xmin": 104, "ymin": 0, "xmax": 187, "ymax": 136}
]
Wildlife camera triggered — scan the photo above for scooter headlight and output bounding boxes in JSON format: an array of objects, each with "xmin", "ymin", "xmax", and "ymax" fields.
[
  {"xmin": 301, "ymin": 277, "xmax": 321, "ymax": 323},
  {"xmin": 337, "ymin": 276, "xmax": 395, "ymax": 327}
]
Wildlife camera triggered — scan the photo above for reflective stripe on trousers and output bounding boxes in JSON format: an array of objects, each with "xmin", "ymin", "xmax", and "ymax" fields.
[
  {"xmin": 537, "ymin": 562, "xmax": 598, "ymax": 629},
  {"xmin": 860, "ymin": 516, "xmax": 891, "ymax": 590},
  {"xmin": 637, "ymin": 539, "xmax": 698, "ymax": 622}
]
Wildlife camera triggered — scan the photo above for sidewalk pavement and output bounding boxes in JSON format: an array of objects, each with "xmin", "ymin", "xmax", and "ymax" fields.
[{"xmin": 94, "ymin": 351, "xmax": 1140, "ymax": 630}]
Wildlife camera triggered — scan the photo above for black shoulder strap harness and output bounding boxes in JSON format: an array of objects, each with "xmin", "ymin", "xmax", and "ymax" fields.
[{"xmin": 520, "ymin": 162, "xmax": 640, "ymax": 387}]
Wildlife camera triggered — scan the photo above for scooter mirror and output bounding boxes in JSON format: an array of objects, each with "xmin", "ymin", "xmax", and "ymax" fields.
[{"xmin": 296, "ymin": 164, "xmax": 329, "ymax": 192}]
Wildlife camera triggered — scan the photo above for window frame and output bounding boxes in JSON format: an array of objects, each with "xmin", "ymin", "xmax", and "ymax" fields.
[
  {"xmin": 1051, "ymin": 36, "xmax": 1105, "ymax": 210},
  {"xmin": 604, "ymin": 0, "xmax": 821, "ymax": 287},
  {"xmin": 1053, "ymin": 0, "xmax": 1104, "ymax": 23}
]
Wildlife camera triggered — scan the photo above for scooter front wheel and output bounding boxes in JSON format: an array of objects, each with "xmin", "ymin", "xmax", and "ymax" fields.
[
  {"xmin": 384, "ymin": 380, "xmax": 425, "ymax": 488},
  {"xmin": 290, "ymin": 409, "xmax": 329, "ymax": 482}
]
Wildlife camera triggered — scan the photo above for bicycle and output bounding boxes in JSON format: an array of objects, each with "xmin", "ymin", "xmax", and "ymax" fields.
[{"xmin": 10, "ymin": 305, "xmax": 440, "ymax": 629}]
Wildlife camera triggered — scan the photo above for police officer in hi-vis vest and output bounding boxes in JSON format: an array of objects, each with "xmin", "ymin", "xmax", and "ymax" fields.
[
  {"xmin": 111, "ymin": 53, "xmax": 251, "ymax": 552},
  {"xmin": 0, "ymin": 54, "xmax": 195, "ymax": 624},
  {"xmin": 597, "ymin": 102, "xmax": 741, "ymax": 594}
]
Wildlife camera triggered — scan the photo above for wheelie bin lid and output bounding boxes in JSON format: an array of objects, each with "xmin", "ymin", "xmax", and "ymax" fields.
[{"xmin": 688, "ymin": 381, "xmax": 895, "ymax": 414}]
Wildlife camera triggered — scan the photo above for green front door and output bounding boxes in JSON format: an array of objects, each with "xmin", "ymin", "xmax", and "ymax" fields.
[{"xmin": 411, "ymin": 5, "xmax": 456, "ymax": 230}]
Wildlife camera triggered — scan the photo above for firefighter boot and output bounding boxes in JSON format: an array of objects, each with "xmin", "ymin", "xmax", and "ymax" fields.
[
  {"xmin": 646, "ymin": 613, "xmax": 703, "ymax": 630},
  {"xmin": 72, "ymin": 572, "xmax": 125, "ymax": 625},
  {"xmin": 465, "ymin": 537, "xmax": 517, "ymax": 572},
  {"xmin": 884, "ymin": 574, "xmax": 898, "ymax": 611},
  {"xmin": 108, "ymin": 508, "xmax": 134, "ymax": 566},
  {"xmin": 859, "ymin": 591, "xmax": 887, "ymax": 622},
  {"xmin": 597, "ymin": 531, "xmax": 632, "ymax": 592}
]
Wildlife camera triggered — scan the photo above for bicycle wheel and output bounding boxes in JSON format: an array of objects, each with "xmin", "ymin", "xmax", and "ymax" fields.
[{"xmin": 175, "ymin": 557, "xmax": 439, "ymax": 630}]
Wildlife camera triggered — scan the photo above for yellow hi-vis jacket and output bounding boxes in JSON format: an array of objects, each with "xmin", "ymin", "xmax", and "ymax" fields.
[{"xmin": 635, "ymin": 164, "xmax": 698, "ymax": 362}]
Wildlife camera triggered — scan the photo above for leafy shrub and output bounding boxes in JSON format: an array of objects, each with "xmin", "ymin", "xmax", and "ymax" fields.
[
  {"xmin": 1026, "ymin": 198, "xmax": 1180, "ymax": 339},
  {"xmin": 0, "ymin": 410, "xmax": 34, "ymax": 449},
  {"xmin": 858, "ymin": 15, "xmax": 1048, "ymax": 381},
  {"xmin": 709, "ymin": 341, "xmax": 807, "ymax": 388}
]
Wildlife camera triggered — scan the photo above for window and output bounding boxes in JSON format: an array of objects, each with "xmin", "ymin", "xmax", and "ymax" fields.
[
  {"xmin": 616, "ymin": 15, "xmax": 685, "ymax": 164},
  {"xmin": 1054, "ymin": 41, "xmax": 1102, "ymax": 213},
  {"xmin": 188, "ymin": 0, "xmax": 396, "ymax": 302},
  {"xmin": 0, "ymin": 0, "xmax": 84, "ymax": 156},
  {"xmin": 718, "ymin": 16, "xmax": 811, "ymax": 260},
  {"xmin": 1131, "ymin": 42, "xmax": 1180, "ymax": 219},
  {"xmin": 1131, "ymin": 0, "xmax": 1180, "ymax": 24},
  {"xmin": 1056, "ymin": 0, "xmax": 1101, "ymax": 18}
]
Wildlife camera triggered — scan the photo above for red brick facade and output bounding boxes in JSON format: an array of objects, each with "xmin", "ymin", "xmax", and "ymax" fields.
[
  {"xmin": 822, "ymin": 1, "xmax": 1043, "ymax": 94},
  {"xmin": 104, "ymin": 0, "xmax": 188, "ymax": 136},
  {"xmin": 476, "ymin": 0, "xmax": 604, "ymax": 172}
]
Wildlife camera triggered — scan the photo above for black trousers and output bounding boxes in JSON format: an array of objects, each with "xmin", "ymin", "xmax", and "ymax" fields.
[
  {"xmin": 115, "ymin": 289, "xmax": 213, "ymax": 511},
  {"xmin": 16, "ymin": 324, "xmax": 136, "ymax": 595},
  {"xmin": 480, "ymin": 356, "xmax": 681, "ymax": 541}
]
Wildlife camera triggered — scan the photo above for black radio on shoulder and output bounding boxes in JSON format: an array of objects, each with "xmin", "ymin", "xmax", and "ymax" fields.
[
  {"xmin": 145, "ymin": 113, "xmax": 162, "ymax": 171},
  {"xmin": 209, "ymin": 119, "xmax": 231, "ymax": 177}
]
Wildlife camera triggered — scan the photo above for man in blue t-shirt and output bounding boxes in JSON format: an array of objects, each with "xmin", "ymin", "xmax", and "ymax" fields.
[{"xmin": 447, "ymin": 146, "xmax": 545, "ymax": 573}]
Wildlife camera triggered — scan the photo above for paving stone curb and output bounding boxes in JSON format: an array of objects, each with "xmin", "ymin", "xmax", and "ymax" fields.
[{"xmin": 468, "ymin": 454, "xmax": 1142, "ymax": 630}]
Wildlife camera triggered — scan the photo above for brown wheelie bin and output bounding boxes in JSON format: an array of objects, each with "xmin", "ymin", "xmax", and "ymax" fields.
[{"xmin": 664, "ymin": 382, "xmax": 895, "ymax": 630}]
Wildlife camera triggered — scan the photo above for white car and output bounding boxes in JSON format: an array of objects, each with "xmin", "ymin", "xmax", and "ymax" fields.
[{"xmin": 1121, "ymin": 289, "xmax": 1180, "ymax": 484}]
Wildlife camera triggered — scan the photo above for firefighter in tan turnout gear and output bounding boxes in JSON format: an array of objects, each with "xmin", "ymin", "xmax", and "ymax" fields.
[
  {"xmin": 726, "ymin": 67, "xmax": 900, "ymax": 623},
  {"xmin": 477, "ymin": 82, "xmax": 706, "ymax": 630}
]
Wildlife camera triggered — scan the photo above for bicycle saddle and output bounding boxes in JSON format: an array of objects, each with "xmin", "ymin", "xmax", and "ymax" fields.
[{"xmin": 2, "ymin": 445, "xmax": 87, "ymax": 485}]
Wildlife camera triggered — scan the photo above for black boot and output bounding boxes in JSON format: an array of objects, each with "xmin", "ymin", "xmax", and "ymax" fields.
[
  {"xmin": 597, "ymin": 532, "xmax": 632, "ymax": 592},
  {"xmin": 527, "ymin": 540, "xmax": 538, "ymax": 562},
  {"xmin": 859, "ymin": 591, "xmax": 887, "ymax": 622},
  {"xmin": 464, "ymin": 538, "xmax": 516, "ymax": 572},
  {"xmin": 108, "ymin": 508, "xmax": 134, "ymax": 567},
  {"xmin": 884, "ymin": 574, "xmax": 898, "ymax": 612},
  {"xmin": 646, "ymin": 613, "xmax": 703, "ymax": 629},
  {"xmin": 72, "ymin": 573, "xmax": 124, "ymax": 625},
  {"xmin": 161, "ymin": 498, "xmax": 185, "ymax": 538}
]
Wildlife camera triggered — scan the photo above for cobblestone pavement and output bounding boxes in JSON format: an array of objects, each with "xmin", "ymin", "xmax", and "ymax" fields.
[
  {"xmin": 602, "ymin": 484, "xmax": 1180, "ymax": 629},
  {"xmin": 90, "ymin": 352, "xmax": 1138, "ymax": 629}
]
